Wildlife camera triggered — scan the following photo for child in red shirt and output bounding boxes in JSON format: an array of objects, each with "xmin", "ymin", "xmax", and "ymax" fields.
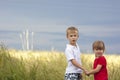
[{"xmin": 86, "ymin": 40, "xmax": 108, "ymax": 80}]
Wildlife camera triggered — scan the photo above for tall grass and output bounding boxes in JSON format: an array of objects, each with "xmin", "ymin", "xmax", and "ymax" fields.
[{"xmin": 0, "ymin": 45, "xmax": 120, "ymax": 80}]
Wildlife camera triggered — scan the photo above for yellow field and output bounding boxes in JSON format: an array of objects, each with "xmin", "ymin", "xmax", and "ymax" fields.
[{"xmin": 0, "ymin": 47, "xmax": 120, "ymax": 80}]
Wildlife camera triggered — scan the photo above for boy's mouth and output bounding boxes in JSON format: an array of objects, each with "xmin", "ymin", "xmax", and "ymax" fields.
[{"xmin": 72, "ymin": 40, "xmax": 76, "ymax": 42}]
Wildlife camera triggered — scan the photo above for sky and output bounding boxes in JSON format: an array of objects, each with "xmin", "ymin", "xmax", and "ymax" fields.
[{"xmin": 0, "ymin": 0, "xmax": 120, "ymax": 54}]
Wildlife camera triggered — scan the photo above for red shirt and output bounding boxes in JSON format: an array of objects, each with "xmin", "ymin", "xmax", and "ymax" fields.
[{"xmin": 93, "ymin": 56, "xmax": 108, "ymax": 80}]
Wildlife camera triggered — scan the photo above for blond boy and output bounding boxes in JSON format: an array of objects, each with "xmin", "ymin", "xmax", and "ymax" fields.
[{"xmin": 64, "ymin": 27, "xmax": 86, "ymax": 80}]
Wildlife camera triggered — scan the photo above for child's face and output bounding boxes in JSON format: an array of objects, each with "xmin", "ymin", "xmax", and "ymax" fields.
[
  {"xmin": 67, "ymin": 30, "xmax": 79, "ymax": 45},
  {"xmin": 94, "ymin": 49, "xmax": 104, "ymax": 57}
]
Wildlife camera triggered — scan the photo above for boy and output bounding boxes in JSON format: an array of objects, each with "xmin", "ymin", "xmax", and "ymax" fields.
[
  {"xmin": 64, "ymin": 26, "xmax": 86, "ymax": 80},
  {"xmin": 86, "ymin": 40, "xmax": 108, "ymax": 80}
]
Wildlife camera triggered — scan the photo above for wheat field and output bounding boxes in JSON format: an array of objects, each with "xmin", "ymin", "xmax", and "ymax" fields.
[{"xmin": 0, "ymin": 45, "xmax": 120, "ymax": 80}]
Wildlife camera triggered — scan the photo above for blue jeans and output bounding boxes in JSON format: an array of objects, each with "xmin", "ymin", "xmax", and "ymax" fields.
[{"xmin": 65, "ymin": 73, "xmax": 82, "ymax": 80}]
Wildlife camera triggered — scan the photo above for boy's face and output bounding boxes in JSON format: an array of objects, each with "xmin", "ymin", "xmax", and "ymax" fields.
[
  {"xmin": 94, "ymin": 49, "xmax": 104, "ymax": 57},
  {"xmin": 67, "ymin": 30, "xmax": 79, "ymax": 45}
]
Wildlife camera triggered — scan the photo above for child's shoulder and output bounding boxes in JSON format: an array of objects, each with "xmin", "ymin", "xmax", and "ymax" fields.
[
  {"xmin": 65, "ymin": 44, "xmax": 74, "ymax": 53},
  {"xmin": 98, "ymin": 56, "xmax": 106, "ymax": 61},
  {"xmin": 65, "ymin": 46, "xmax": 72, "ymax": 52},
  {"xmin": 66, "ymin": 44, "xmax": 73, "ymax": 49}
]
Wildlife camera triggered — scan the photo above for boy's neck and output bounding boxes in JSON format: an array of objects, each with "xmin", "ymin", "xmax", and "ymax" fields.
[{"xmin": 69, "ymin": 43, "xmax": 77, "ymax": 47}]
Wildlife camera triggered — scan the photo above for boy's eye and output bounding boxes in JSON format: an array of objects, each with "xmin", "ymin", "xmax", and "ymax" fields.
[
  {"xmin": 74, "ymin": 35, "xmax": 77, "ymax": 37},
  {"xmin": 69, "ymin": 35, "xmax": 77, "ymax": 37}
]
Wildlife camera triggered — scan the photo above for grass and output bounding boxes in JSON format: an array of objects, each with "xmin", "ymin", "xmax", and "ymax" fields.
[{"xmin": 0, "ymin": 45, "xmax": 120, "ymax": 80}]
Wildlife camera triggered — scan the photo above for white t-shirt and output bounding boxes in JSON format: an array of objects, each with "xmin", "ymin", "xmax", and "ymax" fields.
[{"xmin": 65, "ymin": 44, "xmax": 83, "ymax": 73}]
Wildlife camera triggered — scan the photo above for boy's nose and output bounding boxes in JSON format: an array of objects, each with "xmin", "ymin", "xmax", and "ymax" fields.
[
  {"xmin": 72, "ymin": 37, "xmax": 75, "ymax": 39},
  {"xmin": 72, "ymin": 36, "xmax": 76, "ymax": 38}
]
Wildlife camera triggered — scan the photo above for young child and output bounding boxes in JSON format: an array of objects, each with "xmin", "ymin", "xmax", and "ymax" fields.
[
  {"xmin": 64, "ymin": 26, "xmax": 86, "ymax": 80},
  {"xmin": 86, "ymin": 40, "xmax": 108, "ymax": 80}
]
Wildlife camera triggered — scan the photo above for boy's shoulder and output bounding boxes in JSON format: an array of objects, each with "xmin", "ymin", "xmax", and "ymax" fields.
[
  {"xmin": 65, "ymin": 44, "xmax": 80, "ymax": 53},
  {"xmin": 65, "ymin": 44, "xmax": 75, "ymax": 51},
  {"xmin": 65, "ymin": 45, "xmax": 72, "ymax": 51},
  {"xmin": 66, "ymin": 44, "xmax": 79, "ymax": 48}
]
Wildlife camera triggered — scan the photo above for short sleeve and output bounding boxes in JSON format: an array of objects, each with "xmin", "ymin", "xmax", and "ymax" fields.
[
  {"xmin": 98, "ymin": 56, "xmax": 106, "ymax": 66},
  {"xmin": 65, "ymin": 48, "xmax": 75, "ymax": 61}
]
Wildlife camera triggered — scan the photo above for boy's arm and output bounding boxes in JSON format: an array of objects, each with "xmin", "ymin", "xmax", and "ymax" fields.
[
  {"xmin": 71, "ymin": 59, "xmax": 86, "ymax": 71},
  {"xmin": 87, "ymin": 64, "xmax": 102, "ymax": 74}
]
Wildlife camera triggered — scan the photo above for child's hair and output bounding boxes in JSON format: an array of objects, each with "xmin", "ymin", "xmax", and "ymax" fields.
[
  {"xmin": 92, "ymin": 40, "xmax": 105, "ymax": 52},
  {"xmin": 66, "ymin": 26, "xmax": 79, "ymax": 37}
]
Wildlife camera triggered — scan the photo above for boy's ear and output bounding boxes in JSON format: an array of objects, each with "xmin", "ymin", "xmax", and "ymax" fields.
[
  {"xmin": 66, "ymin": 34, "xmax": 69, "ymax": 38},
  {"xmin": 66, "ymin": 36, "xmax": 68, "ymax": 39}
]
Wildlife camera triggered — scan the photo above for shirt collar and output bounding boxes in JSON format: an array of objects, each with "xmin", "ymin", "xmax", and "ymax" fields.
[{"xmin": 66, "ymin": 43, "xmax": 78, "ymax": 48}]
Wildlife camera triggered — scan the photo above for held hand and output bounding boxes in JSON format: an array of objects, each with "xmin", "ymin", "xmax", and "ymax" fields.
[
  {"xmin": 85, "ymin": 71, "xmax": 90, "ymax": 76},
  {"xmin": 84, "ymin": 70, "xmax": 90, "ymax": 76}
]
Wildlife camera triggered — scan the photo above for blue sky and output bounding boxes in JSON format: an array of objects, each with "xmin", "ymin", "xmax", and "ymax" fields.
[{"xmin": 0, "ymin": 0, "xmax": 120, "ymax": 53}]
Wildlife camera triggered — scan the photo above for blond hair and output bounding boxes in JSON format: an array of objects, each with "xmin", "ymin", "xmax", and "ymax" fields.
[{"xmin": 66, "ymin": 26, "xmax": 79, "ymax": 37}]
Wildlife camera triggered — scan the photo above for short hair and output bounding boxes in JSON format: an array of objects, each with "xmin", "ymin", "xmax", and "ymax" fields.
[
  {"xmin": 66, "ymin": 26, "xmax": 79, "ymax": 37},
  {"xmin": 92, "ymin": 40, "xmax": 105, "ymax": 52}
]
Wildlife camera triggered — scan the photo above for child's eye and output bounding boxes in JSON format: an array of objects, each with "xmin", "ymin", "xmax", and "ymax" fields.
[
  {"xmin": 95, "ymin": 48, "xmax": 103, "ymax": 50},
  {"xmin": 70, "ymin": 35, "xmax": 73, "ymax": 37},
  {"xmin": 94, "ymin": 48, "xmax": 98, "ymax": 51},
  {"xmin": 74, "ymin": 35, "xmax": 77, "ymax": 37}
]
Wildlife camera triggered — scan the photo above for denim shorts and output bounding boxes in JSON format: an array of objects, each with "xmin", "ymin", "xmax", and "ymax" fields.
[{"xmin": 64, "ymin": 73, "xmax": 82, "ymax": 80}]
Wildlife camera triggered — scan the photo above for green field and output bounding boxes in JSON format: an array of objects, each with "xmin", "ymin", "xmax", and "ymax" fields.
[{"xmin": 0, "ymin": 45, "xmax": 120, "ymax": 80}]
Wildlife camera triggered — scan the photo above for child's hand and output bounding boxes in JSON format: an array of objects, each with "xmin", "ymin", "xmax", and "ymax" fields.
[
  {"xmin": 84, "ymin": 70, "xmax": 90, "ymax": 76},
  {"xmin": 83, "ymin": 70, "xmax": 89, "ymax": 76},
  {"xmin": 85, "ymin": 71, "xmax": 90, "ymax": 76}
]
